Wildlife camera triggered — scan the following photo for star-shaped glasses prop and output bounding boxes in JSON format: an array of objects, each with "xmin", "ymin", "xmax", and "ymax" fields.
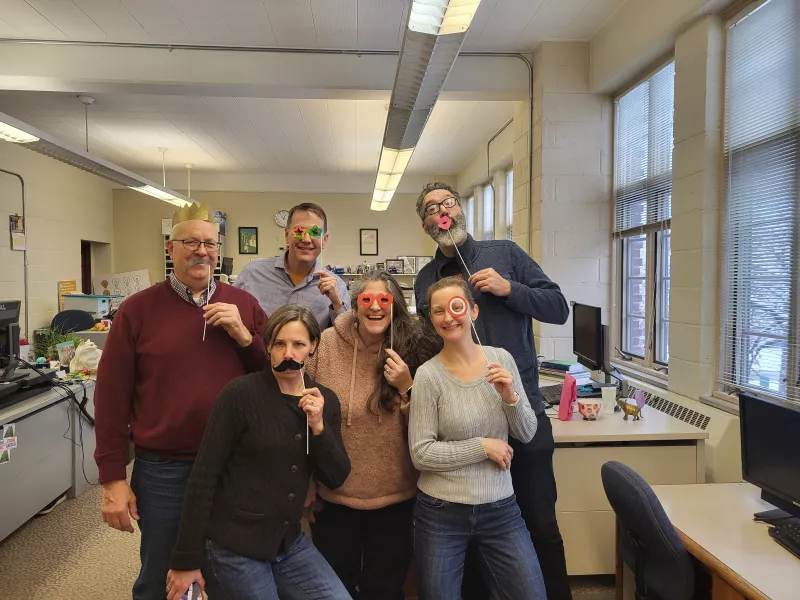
[{"xmin": 291, "ymin": 225, "xmax": 324, "ymax": 239}]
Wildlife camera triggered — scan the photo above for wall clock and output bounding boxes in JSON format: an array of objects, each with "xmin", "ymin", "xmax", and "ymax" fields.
[{"xmin": 275, "ymin": 210, "xmax": 289, "ymax": 228}]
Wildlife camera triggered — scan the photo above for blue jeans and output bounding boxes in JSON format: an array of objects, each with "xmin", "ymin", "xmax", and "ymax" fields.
[
  {"xmin": 130, "ymin": 454, "xmax": 194, "ymax": 600},
  {"xmin": 203, "ymin": 533, "xmax": 352, "ymax": 600},
  {"xmin": 413, "ymin": 492, "xmax": 547, "ymax": 600}
]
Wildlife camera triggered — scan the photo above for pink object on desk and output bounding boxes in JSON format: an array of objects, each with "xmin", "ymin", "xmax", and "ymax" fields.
[{"xmin": 558, "ymin": 374, "xmax": 577, "ymax": 421}]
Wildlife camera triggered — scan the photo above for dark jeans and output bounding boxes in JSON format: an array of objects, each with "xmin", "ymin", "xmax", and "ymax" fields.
[
  {"xmin": 414, "ymin": 491, "xmax": 547, "ymax": 600},
  {"xmin": 130, "ymin": 453, "xmax": 194, "ymax": 600},
  {"xmin": 462, "ymin": 413, "xmax": 572, "ymax": 600},
  {"xmin": 311, "ymin": 499, "xmax": 414, "ymax": 600},
  {"xmin": 203, "ymin": 533, "xmax": 352, "ymax": 600}
]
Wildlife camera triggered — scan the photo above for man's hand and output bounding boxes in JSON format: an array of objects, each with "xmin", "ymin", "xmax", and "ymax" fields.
[
  {"xmin": 316, "ymin": 270, "xmax": 343, "ymax": 311},
  {"xmin": 203, "ymin": 302, "xmax": 253, "ymax": 347},
  {"xmin": 101, "ymin": 479, "xmax": 139, "ymax": 533},
  {"xmin": 469, "ymin": 268, "xmax": 512, "ymax": 297}
]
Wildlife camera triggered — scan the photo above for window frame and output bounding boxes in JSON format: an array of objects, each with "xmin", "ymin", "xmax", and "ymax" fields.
[{"xmin": 611, "ymin": 58, "xmax": 676, "ymax": 377}]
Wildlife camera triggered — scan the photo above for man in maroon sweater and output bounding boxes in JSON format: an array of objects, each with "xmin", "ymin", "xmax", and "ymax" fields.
[{"xmin": 94, "ymin": 203, "xmax": 268, "ymax": 600}]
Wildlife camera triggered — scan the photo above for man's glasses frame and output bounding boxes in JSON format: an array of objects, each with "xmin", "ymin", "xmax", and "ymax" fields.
[
  {"xmin": 173, "ymin": 239, "xmax": 221, "ymax": 251},
  {"xmin": 424, "ymin": 196, "xmax": 460, "ymax": 216}
]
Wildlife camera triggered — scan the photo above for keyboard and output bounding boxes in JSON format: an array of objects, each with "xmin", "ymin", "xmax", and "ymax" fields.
[
  {"xmin": 541, "ymin": 384, "xmax": 563, "ymax": 405},
  {"xmin": 769, "ymin": 522, "xmax": 800, "ymax": 559}
]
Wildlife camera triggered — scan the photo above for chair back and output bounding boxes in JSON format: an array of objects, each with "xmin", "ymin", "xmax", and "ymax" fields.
[
  {"xmin": 601, "ymin": 461, "xmax": 695, "ymax": 600},
  {"xmin": 51, "ymin": 310, "xmax": 95, "ymax": 334}
]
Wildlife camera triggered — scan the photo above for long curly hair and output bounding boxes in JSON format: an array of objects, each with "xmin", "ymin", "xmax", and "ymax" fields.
[{"xmin": 351, "ymin": 271, "xmax": 440, "ymax": 414}]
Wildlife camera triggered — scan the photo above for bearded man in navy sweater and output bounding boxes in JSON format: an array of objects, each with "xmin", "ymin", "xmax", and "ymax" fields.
[{"xmin": 414, "ymin": 182, "xmax": 573, "ymax": 600}]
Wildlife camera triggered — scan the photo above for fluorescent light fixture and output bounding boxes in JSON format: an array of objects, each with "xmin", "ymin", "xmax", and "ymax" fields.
[
  {"xmin": 0, "ymin": 121, "xmax": 39, "ymax": 144},
  {"xmin": 370, "ymin": 147, "xmax": 415, "ymax": 212},
  {"xmin": 0, "ymin": 111, "xmax": 192, "ymax": 207},
  {"xmin": 409, "ymin": 0, "xmax": 482, "ymax": 35},
  {"xmin": 370, "ymin": 0, "xmax": 479, "ymax": 210}
]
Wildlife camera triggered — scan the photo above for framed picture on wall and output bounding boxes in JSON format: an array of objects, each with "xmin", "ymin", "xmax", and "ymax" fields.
[
  {"xmin": 360, "ymin": 229, "xmax": 379, "ymax": 255},
  {"xmin": 239, "ymin": 227, "xmax": 258, "ymax": 254},
  {"xmin": 385, "ymin": 259, "xmax": 403, "ymax": 274},
  {"xmin": 416, "ymin": 256, "xmax": 433, "ymax": 272},
  {"xmin": 399, "ymin": 256, "xmax": 416, "ymax": 274}
]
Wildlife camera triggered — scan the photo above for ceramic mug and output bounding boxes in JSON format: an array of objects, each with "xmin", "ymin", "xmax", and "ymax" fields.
[{"xmin": 578, "ymin": 398, "xmax": 602, "ymax": 421}]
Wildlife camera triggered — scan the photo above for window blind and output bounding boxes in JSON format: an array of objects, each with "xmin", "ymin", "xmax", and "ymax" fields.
[
  {"xmin": 720, "ymin": 0, "xmax": 799, "ymax": 404},
  {"xmin": 614, "ymin": 62, "xmax": 675, "ymax": 235}
]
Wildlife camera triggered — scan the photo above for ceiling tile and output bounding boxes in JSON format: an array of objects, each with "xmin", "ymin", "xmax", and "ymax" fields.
[
  {"xmin": 234, "ymin": 97, "xmax": 300, "ymax": 172},
  {"xmin": 515, "ymin": 0, "xmax": 592, "ymax": 48},
  {"xmin": 311, "ymin": 0, "xmax": 357, "ymax": 48},
  {"xmin": 356, "ymin": 0, "xmax": 405, "ymax": 50},
  {"xmin": 326, "ymin": 99, "xmax": 357, "ymax": 172},
  {"xmin": 563, "ymin": 0, "xmax": 625, "ymax": 40},
  {"xmin": 0, "ymin": 0, "xmax": 67, "ymax": 37},
  {"xmin": 216, "ymin": 0, "xmax": 277, "ymax": 46},
  {"xmin": 71, "ymin": 0, "xmax": 149, "ymax": 40},
  {"xmin": 167, "ymin": 0, "xmax": 235, "ymax": 44},
  {"xmin": 355, "ymin": 100, "xmax": 385, "ymax": 173},
  {"xmin": 472, "ymin": 0, "xmax": 546, "ymax": 51},
  {"xmin": 119, "ymin": 0, "xmax": 191, "ymax": 42},
  {"xmin": 266, "ymin": 99, "xmax": 322, "ymax": 173},
  {"xmin": 297, "ymin": 99, "xmax": 339, "ymax": 174},
  {"xmin": 24, "ymin": 0, "xmax": 107, "ymax": 39},
  {"xmin": 262, "ymin": 0, "xmax": 317, "ymax": 48}
]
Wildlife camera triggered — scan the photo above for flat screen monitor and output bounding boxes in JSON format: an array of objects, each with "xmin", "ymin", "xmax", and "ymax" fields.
[
  {"xmin": 740, "ymin": 392, "xmax": 800, "ymax": 518},
  {"xmin": 0, "ymin": 300, "xmax": 20, "ymax": 328},
  {"xmin": 221, "ymin": 257, "xmax": 233, "ymax": 276},
  {"xmin": 573, "ymin": 303, "xmax": 602, "ymax": 371}
]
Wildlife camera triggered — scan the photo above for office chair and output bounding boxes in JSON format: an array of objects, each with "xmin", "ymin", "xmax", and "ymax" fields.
[
  {"xmin": 601, "ymin": 461, "xmax": 695, "ymax": 600},
  {"xmin": 51, "ymin": 310, "xmax": 95, "ymax": 334}
]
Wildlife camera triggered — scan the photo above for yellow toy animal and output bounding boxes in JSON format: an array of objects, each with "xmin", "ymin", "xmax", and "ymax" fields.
[{"xmin": 616, "ymin": 393, "xmax": 645, "ymax": 421}]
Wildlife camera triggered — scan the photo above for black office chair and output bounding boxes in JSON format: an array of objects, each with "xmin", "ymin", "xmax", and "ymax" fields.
[
  {"xmin": 601, "ymin": 461, "xmax": 695, "ymax": 600},
  {"xmin": 51, "ymin": 310, "xmax": 95, "ymax": 334}
]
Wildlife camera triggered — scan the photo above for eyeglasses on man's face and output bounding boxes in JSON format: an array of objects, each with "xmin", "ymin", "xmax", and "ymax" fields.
[
  {"xmin": 174, "ymin": 239, "xmax": 221, "ymax": 252},
  {"xmin": 424, "ymin": 196, "xmax": 459, "ymax": 216}
]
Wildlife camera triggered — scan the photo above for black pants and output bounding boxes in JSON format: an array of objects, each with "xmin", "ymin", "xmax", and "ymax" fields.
[
  {"xmin": 462, "ymin": 413, "xmax": 572, "ymax": 600},
  {"xmin": 311, "ymin": 498, "xmax": 414, "ymax": 600}
]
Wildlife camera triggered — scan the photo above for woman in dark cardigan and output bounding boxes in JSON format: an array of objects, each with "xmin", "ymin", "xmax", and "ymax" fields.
[{"xmin": 166, "ymin": 304, "xmax": 352, "ymax": 600}]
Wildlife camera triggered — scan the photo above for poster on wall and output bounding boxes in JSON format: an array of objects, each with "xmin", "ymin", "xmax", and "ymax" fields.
[
  {"xmin": 94, "ymin": 269, "xmax": 151, "ymax": 299},
  {"xmin": 57, "ymin": 280, "xmax": 78, "ymax": 311},
  {"xmin": 9, "ymin": 214, "xmax": 25, "ymax": 251}
]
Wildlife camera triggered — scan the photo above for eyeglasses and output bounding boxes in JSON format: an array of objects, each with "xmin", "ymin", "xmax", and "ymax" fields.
[
  {"xmin": 291, "ymin": 225, "xmax": 324, "ymax": 239},
  {"xmin": 174, "ymin": 239, "xmax": 221, "ymax": 251},
  {"xmin": 424, "ymin": 196, "xmax": 459, "ymax": 216}
]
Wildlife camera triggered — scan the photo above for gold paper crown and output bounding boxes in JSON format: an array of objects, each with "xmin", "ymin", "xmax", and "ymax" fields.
[{"xmin": 172, "ymin": 202, "xmax": 212, "ymax": 227}]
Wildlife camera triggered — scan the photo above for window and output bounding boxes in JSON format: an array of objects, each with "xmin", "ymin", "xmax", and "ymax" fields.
[
  {"xmin": 720, "ymin": 0, "xmax": 799, "ymax": 404},
  {"xmin": 466, "ymin": 195, "xmax": 475, "ymax": 236},
  {"xmin": 482, "ymin": 184, "xmax": 495, "ymax": 240},
  {"xmin": 506, "ymin": 170, "xmax": 514, "ymax": 240},
  {"xmin": 614, "ymin": 61, "xmax": 675, "ymax": 368}
]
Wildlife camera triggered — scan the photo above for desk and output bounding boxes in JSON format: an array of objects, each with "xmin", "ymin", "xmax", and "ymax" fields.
[
  {"xmin": 651, "ymin": 483, "xmax": 800, "ymax": 600},
  {"xmin": 0, "ymin": 381, "xmax": 97, "ymax": 542},
  {"xmin": 544, "ymin": 379, "xmax": 709, "ymax": 575}
]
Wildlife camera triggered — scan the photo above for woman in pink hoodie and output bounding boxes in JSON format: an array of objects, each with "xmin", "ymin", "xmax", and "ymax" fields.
[{"xmin": 306, "ymin": 271, "xmax": 438, "ymax": 600}]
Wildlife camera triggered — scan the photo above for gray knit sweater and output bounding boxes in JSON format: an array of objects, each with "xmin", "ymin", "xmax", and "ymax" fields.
[{"xmin": 408, "ymin": 346, "xmax": 538, "ymax": 505}]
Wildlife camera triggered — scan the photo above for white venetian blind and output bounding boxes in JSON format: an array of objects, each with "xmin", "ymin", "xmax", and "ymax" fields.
[
  {"xmin": 613, "ymin": 62, "xmax": 675, "ymax": 235},
  {"xmin": 720, "ymin": 0, "xmax": 800, "ymax": 404}
]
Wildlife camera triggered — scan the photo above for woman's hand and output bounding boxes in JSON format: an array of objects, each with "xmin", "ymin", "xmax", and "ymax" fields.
[
  {"xmin": 303, "ymin": 478, "xmax": 318, "ymax": 524},
  {"xmin": 486, "ymin": 362, "xmax": 516, "ymax": 404},
  {"xmin": 299, "ymin": 387, "xmax": 325, "ymax": 435},
  {"xmin": 384, "ymin": 348, "xmax": 413, "ymax": 394},
  {"xmin": 166, "ymin": 569, "xmax": 204, "ymax": 600},
  {"xmin": 481, "ymin": 438, "xmax": 514, "ymax": 470}
]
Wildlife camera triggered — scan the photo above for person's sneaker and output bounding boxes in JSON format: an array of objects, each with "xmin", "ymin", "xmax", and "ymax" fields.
[{"xmin": 35, "ymin": 494, "xmax": 66, "ymax": 516}]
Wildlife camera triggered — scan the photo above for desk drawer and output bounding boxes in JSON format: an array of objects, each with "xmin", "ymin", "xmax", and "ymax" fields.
[
  {"xmin": 554, "ymin": 444, "xmax": 699, "ymax": 513},
  {"xmin": 558, "ymin": 510, "xmax": 616, "ymax": 575}
]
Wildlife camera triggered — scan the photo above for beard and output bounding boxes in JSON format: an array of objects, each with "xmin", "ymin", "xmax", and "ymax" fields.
[{"xmin": 424, "ymin": 213, "xmax": 468, "ymax": 248}]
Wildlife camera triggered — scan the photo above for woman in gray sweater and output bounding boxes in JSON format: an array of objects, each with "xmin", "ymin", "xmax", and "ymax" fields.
[{"xmin": 408, "ymin": 277, "xmax": 547, "ymax": 600}]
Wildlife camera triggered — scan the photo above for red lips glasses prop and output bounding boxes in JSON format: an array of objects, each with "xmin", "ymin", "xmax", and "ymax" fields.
[{"xmin": 358, "ymin": 292, "xmax": 395, "ymax": 350}]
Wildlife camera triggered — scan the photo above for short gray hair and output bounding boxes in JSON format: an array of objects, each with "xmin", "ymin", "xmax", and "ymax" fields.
[{"xmin": 415, "ymin": 182, "xmax": 460, "ymax": 220}]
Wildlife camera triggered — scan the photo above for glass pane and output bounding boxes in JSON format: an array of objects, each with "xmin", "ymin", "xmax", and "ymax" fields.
[
  {"xmin": 483, "ymin": 185, "xmax": 495, "ymax": 240},
  {"xmin": 627, "ymin": 280, "xmax": 647, "ymax": 317},
  {"xmin": 744, "ymin": 336, "xmax": 787, "ymax": 394},
  {"xmin": 655, "ymin": 229, "xmax": 671, "ymax": 363},
  {"xmin": 506, "ymin": 170, "xmax": 514, "ymax": 240},
  {"xmin": 622, "ymin": 234, "xmax": 648, "ymax": 357},
  {"xmin": 466, "ymin": 196, "xmax": 474, "ymax": 236},
  {"xmin": 626, "ymin": 317, "xmax": 647, "ymax": 357},
  {"xmin": 626, "ymin": 235, "xmax": 647, "ymax": 277}
]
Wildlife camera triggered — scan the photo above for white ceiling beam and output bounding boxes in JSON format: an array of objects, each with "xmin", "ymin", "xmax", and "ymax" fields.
[{"xmin": 0, "ymin": 43, "xmax": 528, "ymax": 101}]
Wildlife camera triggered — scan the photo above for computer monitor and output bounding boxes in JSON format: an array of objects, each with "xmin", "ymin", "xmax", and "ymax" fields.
[
  {"xmin": 221, "ymin": 257, "xmax": 233, "ymax": 277},
  {"xmin": 740, "ymin": 392, "xmax": 800, "ymax": 519},
  {"xmin": 0, "ymin": 300, "xmax": 22, "ymax": 382},
  {"xmin": 573, "ymin": 303, "xmax": 602, "ymax": 371}
]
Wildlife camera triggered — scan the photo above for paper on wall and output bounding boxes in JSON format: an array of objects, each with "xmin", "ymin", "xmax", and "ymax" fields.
[{"xmin": 94, "ymin": 269, "xmax": 151, "ymax": 299}]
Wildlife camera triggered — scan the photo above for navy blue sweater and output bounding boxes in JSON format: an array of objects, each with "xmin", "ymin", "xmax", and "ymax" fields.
[{"xmin": 414, "ymin": 235, "xmax": 569, "ymax": 418}]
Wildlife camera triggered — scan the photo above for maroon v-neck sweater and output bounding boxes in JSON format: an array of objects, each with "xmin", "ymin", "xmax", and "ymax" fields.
[{"xmin": 94, "ymin": 281, "xmax": 268, "ymax": 483}]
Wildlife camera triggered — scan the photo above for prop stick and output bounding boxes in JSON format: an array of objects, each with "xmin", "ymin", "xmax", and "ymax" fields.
[
  {"xmin": 202, "ymin": 263, "xmax": 211, "ymax": 341},
  {"xmin": 448, "ymin": 295, "xmax": 488, "ymax": 365},
  {"xmin": 438, "ymin": 216, "xmax": 472, "ymax": 278},
  {"xmin": 302, "ymin": 366, "xmax": 309, "ymax": 455},
  {"xmin": 390, "ymin": 303, "xmax": 394, "ymax": 351}
]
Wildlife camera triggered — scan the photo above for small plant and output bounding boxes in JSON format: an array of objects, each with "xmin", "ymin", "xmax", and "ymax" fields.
[{"xmin": 32, "ymin": 326, "xmax": 84, "ymax": 360}]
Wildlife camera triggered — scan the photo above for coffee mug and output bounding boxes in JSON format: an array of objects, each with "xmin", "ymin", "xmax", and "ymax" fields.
[{"xmin": 578, "ymin": 398, "xmax": 602, "ymax": 421}]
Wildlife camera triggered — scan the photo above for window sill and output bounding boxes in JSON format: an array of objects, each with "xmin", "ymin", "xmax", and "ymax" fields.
[
  {"xmin": 610, "ymin": 359, "xmax": 668, "ymax": 391},
  {"xmin": 699, "ymin": 392, "xmax": 740, "ymax": 416}
]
